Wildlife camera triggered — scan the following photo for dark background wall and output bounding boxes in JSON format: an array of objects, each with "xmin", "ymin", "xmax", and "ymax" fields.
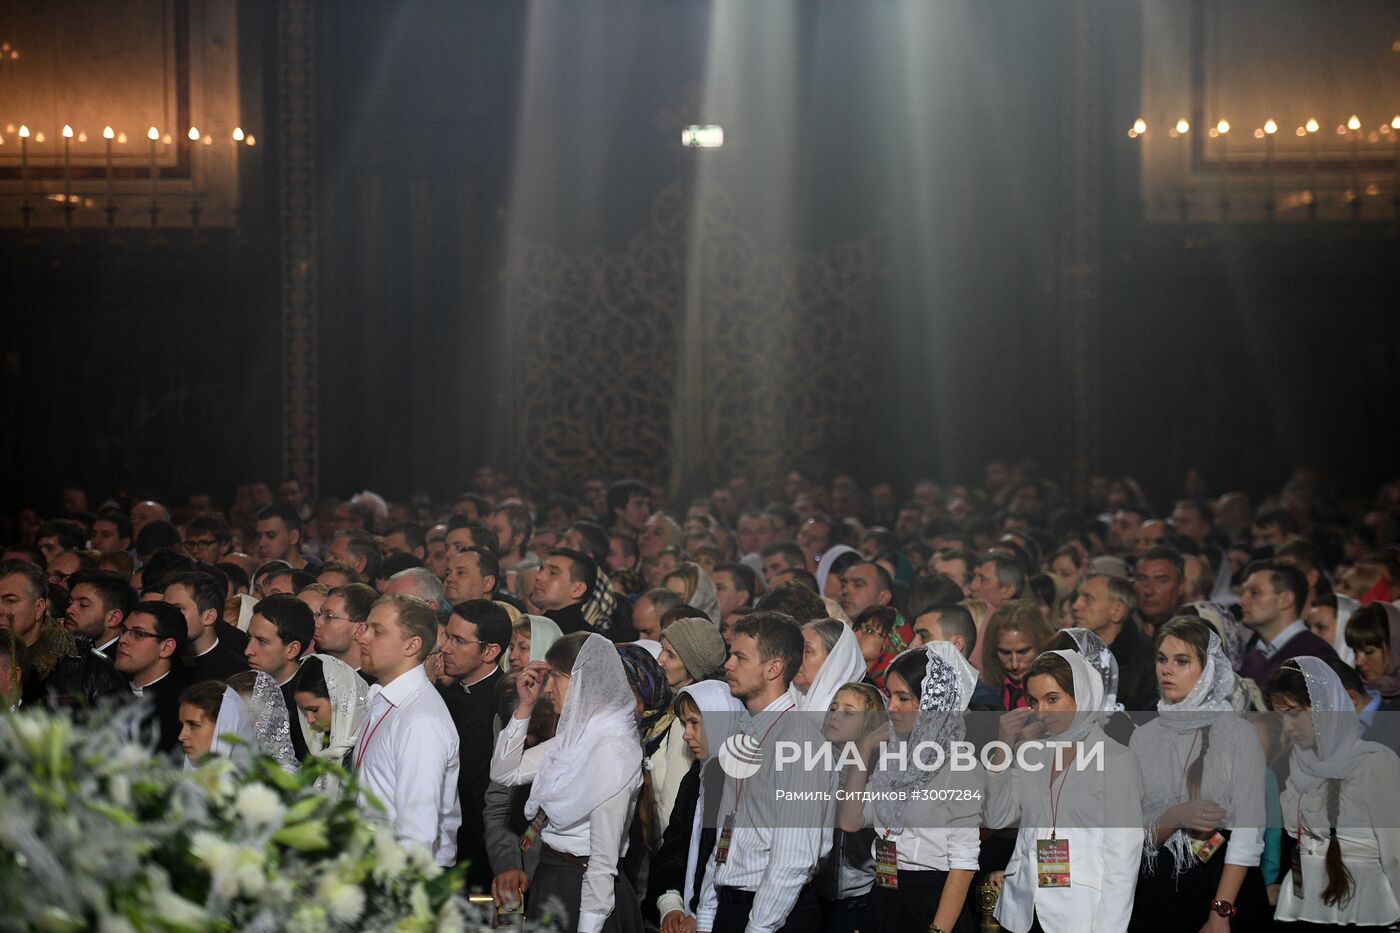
[{"xmin": 3, "ymin": 0, "xmax": 1397, "ymax": 518}]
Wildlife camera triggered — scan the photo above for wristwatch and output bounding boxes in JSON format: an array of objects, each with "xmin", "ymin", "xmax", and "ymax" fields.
[{"xmin": 1210, "ymin": 899, "xmax": 1237, "ymax": 918}]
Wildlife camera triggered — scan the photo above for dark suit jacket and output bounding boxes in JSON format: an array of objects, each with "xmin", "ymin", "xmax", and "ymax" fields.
[
  {"xmin": 189, "ymin": 639, "xmax": 250, "ymax": 684},
  {"xmin": 130, "ymin": 669, "xmax": 192, "ymax": 754},
  {"xmin": 215, "ymin": 619, "xmax": 249, "ymax": 656},
  {"xmin": 1108, "ymin": 622, "xmax": 1159, "ymax": 711},
  {"xmin": 441, "ymin": 667, "xmax": 504, "ymax": 890}
]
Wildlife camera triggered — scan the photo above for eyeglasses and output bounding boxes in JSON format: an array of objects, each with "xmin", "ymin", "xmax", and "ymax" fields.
[
  {"xmin": 316, "ymin": 610, "xmax": 354, "ymax": 623},
  {"xmin": 443, "ymin": 633, "xmax": 488, "ymax": 649},
  {"xmin": 117, "ymin": 623, "xmax": 172, "ymax": 643},
  {"xmin": 185, "ymin": 538, "xmax": 221, "ymax": 550}
]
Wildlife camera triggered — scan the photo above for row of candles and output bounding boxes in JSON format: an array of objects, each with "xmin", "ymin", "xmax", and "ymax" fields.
[
  {"xmin": 1127, "ymin": 113, "xmax": 1400, "ymax": 220},
  {"xmin": 4, "ymin": 123, "xmax": 257, "ymax": 227}
]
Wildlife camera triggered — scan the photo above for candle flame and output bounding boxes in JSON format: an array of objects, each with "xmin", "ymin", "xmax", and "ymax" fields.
[
  {"xmin": 1263, "ymin": 119, "xmax": 1277, "ymax": 135},
  {"xmin": 1305, "ymin": 118, "xmax": 1320, "ymax": 134},
  {"xmin": 78, "ymin": 132, "xmax": 87, "ymax": 143},
  {"xmin": 232, "ymin": 126, "xmax": 245, "ymax": 142},
  {"xmin": 1347, "ymin": 114, "xmax": 1361, "ymax": 131},
  {"xmin": 103, "ymin": 125, "xmax": 115, "ymax": 139},
  {"xmin": 117, "ymin": 132, "xmax": 128, "ymax": 144},
  {"xmin": 62, "ymin": 124, "xmax": 74, "ymax": 138},
  {"xmin": 188, "ymin": 126, "xmax": 200, "ymax": 141},
  {"xmin": 1173, "ymin": 118, "xmax": 1188, "ymax": 135},
  {"xmin": 245, "ymin": 134, "xmax": 256, "ymax": 147},
  {"xmin": 1215, "ymin": 119, "xmax": 1230, "ymax": 135},
  {"xmin": 1132, "ymin": 118, "xmax": 1147, "ymax": 135},
  {"xmin": 147, "ymin": 126, "xmax": 159, "ymax": 140},
  {"xmin": 18, "ymin": 124, "xmax": 29, "ymax": 138}
]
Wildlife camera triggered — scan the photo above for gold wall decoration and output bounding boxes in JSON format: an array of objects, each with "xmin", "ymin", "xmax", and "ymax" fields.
[{"xmin": 504, "ymin": 177, "xmax": 878, "ymax": 499}]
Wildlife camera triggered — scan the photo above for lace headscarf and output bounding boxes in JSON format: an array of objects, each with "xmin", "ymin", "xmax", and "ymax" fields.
[
  {"xmin": 297, "ymin": 655, "xmax": 370, "ymax": 791},
  {"xmin": 1189, "ymin": 602, "xmax": 1250, "ymax": 671},
  {"xmin": 1043, "ymin": 649, "xmax": 1105, "ymax": 743},
  {"xmin": 678, "ymin": 680, "xmax": 746, "ymax": 911},
  {"xmin": 869, "ymin": 643, "xmax": 977, "ymax": 832},
  {"xmin": 1143, "ymin": 629, "xmax": 1246, "ymax": 876},
  {"xmin": 1056, "ymin": 628, "xmax": 1123, "ymax": 712},
  {"xmin": 525, "ymin": 633, "xmax": 643, "ymax": 828},
  {"xmin": 240, "ymin": 671, "xmax": 300, "ymax": 772},
  {"xmin": 1285, "ymin": 655, "xmax": 1392, "ymax": 795},
  {"xmin": 792, "ymin": 623, "xmax": 868, "ymax": 714},
  {"xmin": 617, "ymin": 643, "xmax": 675, "ymax": 754}
]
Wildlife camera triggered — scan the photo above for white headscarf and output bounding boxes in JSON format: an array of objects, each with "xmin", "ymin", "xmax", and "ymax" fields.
[
  {"xmin": 815, "ymin": 544, "xmax": 859, "ymax": 597},
  {"xmin": 791, "ymin": 623, "xmax": 868, "ymax": 713},
  {"xmin": 1056, "ymin": 628, "xmax": 1123, "ymax": 712},
  {"xmin": 1285, "ymin": 655, "xmax": 1392, "ymax": 795},
  {"xmin": 689, "ymin": 567, "xmax": 722, "ymax": 627},
  {"xmin": 1145, "ymin": 628, "xmax": 1246, "ymax": 876},
  {"xmin": 242, "ymin": 670, "xmax": 301, "ymax": 772},
  {"xmin": 677, "ymin": 680, "xmax": 745, "ymax": 912},
  {"xmin": 184, "ymin": 686, "xmax": 254, "ymax": 771},
  {"xmin": 297, "ymin": 654, "xmax": 371, "ymax": 764},
  {"xmin": 525, "ymin": 615, "xmax": 563, "ymax": 664},
  {"xmin": 233, "ymin": 593, "xmax": 258, "ymax": 632},
  {"xmin": 1333, "ymin": 594, "xmax": 1360, "ymax": 666},
  {"xmin": 524, "ymin": 633, "xmax": 643, "ymax": 828},
  {"xmin": 1044, "ymin": 649, "xmax": 1105, "ymax": 742}
]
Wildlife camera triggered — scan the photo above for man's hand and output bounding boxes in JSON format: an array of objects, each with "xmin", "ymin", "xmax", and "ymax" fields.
[
  {"xmin": 492, "ymin": 868, "xmax": 530, "ymax": 909},
  {"xmin": 660, "ymin": 910, "xmax": 697, "ymax": 933}
]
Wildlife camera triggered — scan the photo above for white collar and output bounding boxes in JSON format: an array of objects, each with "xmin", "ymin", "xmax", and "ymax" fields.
[
  {"xmin": 195, "ymin": 637, "xmax": 221, "ymax": 658},
  {"xmin": 1264, "ymin": 618, "xmax": 1308, "ymax": 654},
  {"xmin": 98, "ymin": 635, "xmax": 119, "ymax": 654},
  {"xmin": 371, "ymin": 663, "xmax": 430, "ymax": 707},
  {"xmin": 130, "ymin": 668, "xmax": 171, "ymax": 695},
  {"xmin": 460, "ymin": 666, "xmax": 498, "ymax": 693}
]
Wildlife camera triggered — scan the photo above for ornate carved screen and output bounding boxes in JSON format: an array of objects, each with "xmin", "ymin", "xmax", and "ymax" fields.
[{"xmin": 504, "ymin": 177, "xmax": 879, "ymax": 497}]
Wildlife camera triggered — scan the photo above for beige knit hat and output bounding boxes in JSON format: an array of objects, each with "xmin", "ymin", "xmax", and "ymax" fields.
[{"xmin": 661, "ymin": 616, "xmax": 728, "ymax": 681}]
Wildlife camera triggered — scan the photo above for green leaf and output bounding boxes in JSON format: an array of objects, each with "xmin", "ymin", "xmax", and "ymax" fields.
[{"xmin": 271, "ymin": 820, "xmax": 330, "ymax": 851}]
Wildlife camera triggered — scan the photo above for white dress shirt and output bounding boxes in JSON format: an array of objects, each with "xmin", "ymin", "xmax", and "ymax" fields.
[
  {"xmin": 695, "ymin": 693, "xmax": 836, "ymax": 933},
  {"xmin": 861, "ymin": 760, "xmax": 984, "ymax": 872},
  {"xmin": 354, "ymin": 665, "xmax": 461, "ymax": 866},
  {"xmin": 490, "ymin": 715, "xmax": 641, "ymax": 933}
]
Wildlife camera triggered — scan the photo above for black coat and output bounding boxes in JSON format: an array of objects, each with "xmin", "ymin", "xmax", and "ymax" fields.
[{"xmin": 440, "ymin": 667, "xmax": 505, "ymax": 891}]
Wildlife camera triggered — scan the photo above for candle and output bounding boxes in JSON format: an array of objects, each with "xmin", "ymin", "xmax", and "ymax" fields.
[
  {"xmin": 1216, "ymin": 119, "xmax": 1230, "ymax": 220},
  {"xmin": 1263, "ymin": 118, "xmax": 1277, "ymax": 218},
  {"xmin": 147, "ymin": 125, "xmax": 159, "ymax": 205},
  {"xmin": 187, "ymin": 127, "xmax": 201, "ymax": 230},
  {"xmin": 1347, "ymin": 114, "xmax": 1362, "ymax": 213},
  {"xmin": 1173, "ymin": 118, "xmax": 1190, "ymax": 221},
  {"xmin": 1305, "ymin": 118, "xmax": 1319, "ymax": 216},
  {"xmin": 62, "ymin": 124, "xmax": 73, "ymax": 202},
  {"xmin": 17, "ymin": 124, "xmax": 28, "ymax": 204},
  {"xmin": 103, "ymin": 125, "xmax": 114, "ymax": 203},
  {"xmin": 1392, "ymin": 115, "xmax": 1400, "ymax": 220}
]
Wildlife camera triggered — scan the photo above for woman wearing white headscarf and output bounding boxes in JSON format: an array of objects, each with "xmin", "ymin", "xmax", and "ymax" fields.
[
  {"xmin": 648, "ymin": 679, "xmax": 745, "ymax": 933},
  {"xmin": 1129, "ymin": 616, "xmax": 1268, "ymax": 931},
  {"xmin": 816, "ymin": 545, "xmax": 861, "ymax": 601},
  {"xmin": 508, "ymin": 615, "xmax": 565, "ymax": 672},
  {"xmin": 1264, "ymin": 656, "xmax": 1400, "ymax": 928},
  {"xmin": 790, "ymin": 618, "xmax": 869, "ymax": 714},
  {"xmin": 986, "ymin": 649, "xmax": 1144, "ymax": 933},
  {"xmin": 837, "ymin": 643, "xmax": 984, "ymax": 933},
  {"xmin": 491, "ymin": 631, "xmax": 645, "ymax": 932},
  {"xmin": 292, "ymin": 654, "xmax": 371, "ymax": 792}
]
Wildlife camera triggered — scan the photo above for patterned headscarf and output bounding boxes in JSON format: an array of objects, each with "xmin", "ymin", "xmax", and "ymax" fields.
[
  {"xmin": 866, "ymin": 614, "xmax": 916, "ymax": 692},
  {"xmin": 617, "ymin": 643, "xmax": 675, "ymax": 754}
]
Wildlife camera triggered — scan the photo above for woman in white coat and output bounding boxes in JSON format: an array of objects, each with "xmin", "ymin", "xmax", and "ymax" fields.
[{"xmin": 986, "ymin": 649, "xmax": 1145, "ymax": 933}]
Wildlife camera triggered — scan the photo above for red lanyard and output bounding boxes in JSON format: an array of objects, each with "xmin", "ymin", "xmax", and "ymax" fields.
[
  {"xmin": 1048, "ymin": 749, "xmax": 1072, "ymax": 838},
  {"xmin": 732, "ymin": 703, "xmax": 794, "ymax": 811},
  {"xmin": 355, "ymin": 701, "xmax": 396, "ymax": 771}
]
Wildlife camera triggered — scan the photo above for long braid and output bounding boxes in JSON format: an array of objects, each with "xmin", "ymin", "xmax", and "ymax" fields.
[
  {"xmin": 1320, "ymin": 778, "xmax": 1355, "ymax": 906},
  {"xmin": 1186, "ymin": 727, "xmax": 1211, "ymax": 800}
]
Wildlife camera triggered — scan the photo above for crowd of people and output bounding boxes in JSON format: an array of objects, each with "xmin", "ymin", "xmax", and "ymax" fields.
[{"xmin": 4, "ymin": 462, "xmax": 1400, "ymax": 933}]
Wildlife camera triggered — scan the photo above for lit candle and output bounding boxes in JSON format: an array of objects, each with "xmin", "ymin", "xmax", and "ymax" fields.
[
  {"xmin": 103, "ymin": 125, "xmax": 115, "ymax": 203},
  {"xmin": 1393, "ymin": 115, "xmax": 1400, "ymax": 220},
  {"xmin": 1347, "ymin": 114, "xmax": 1362, "ymax": 213},
  {"xmin": 148, "ymin": 125, "xmax": 159, "ymax": 206},
  {"xmin": 17, "ymin": 123, "xmax": 28, "ymax": 204},
  {"xmin": 187, "ymin": 127, "xmax": 201, "ymax": 230},
  {"xmin": 1305, "ymin": 118, "xmax": 1320, "ymax": 215},
  {"xmin": 1263, "ymin": 118, "xmax": 1277, "ymax": 217},
  {"xmin": 1216, "ymin": 119, "xmax": 1231, "ymax": 220},
  {"xmin": 1173, "ymin": 118, "xmax": 1190, "ymax": 221},
  {"xmin": 62, "ymin": 124, "xmax": 73, "ymax": 202}
]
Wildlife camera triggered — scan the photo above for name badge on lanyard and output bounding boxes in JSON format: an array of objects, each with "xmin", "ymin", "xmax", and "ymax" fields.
[
  {"xmin": 520, "ymin": 811, "xmax": 547, "ymax": 853},
  {"xmin": 1036, "ymin": 837, "xmax": 1071, "ymax": 887},
  {"xmin": 714, "ymin": 813, "xmax": 736, "ymax": 864},
  {"xmin": 875, "ymin": 835, "xmax": 899, "ymax": 889}
]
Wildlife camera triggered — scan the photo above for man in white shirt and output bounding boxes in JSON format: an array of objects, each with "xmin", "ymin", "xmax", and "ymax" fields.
[
  {"xmin": 354, "ymin": 593, "xmax": 461, "ymax": 866},
  {"xmin": 697, "ymin": 611, "xmax": 834, "ymax": 933}
]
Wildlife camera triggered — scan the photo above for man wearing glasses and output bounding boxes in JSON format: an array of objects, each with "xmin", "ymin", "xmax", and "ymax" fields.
[
  {"xmin": 181, "ymin": 513, "xmax": 233, "ymax": 565},
  {"xmin": 111, "ymin": 601, "xmax": 189, "ymax": 752},
  {"xmin": 318, "ymin": 583, "xmax": 379, "ymax": 685},
  {"xmin": 438, "ymin": 598, "xmax": 512, "ymax": 891}
]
